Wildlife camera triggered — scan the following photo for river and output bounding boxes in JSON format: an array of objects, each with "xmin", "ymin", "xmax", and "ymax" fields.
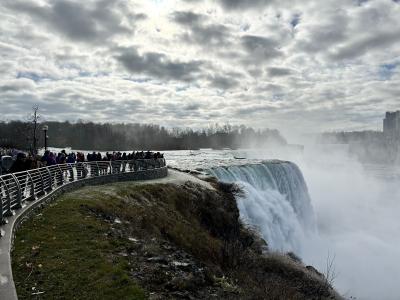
[{"xmin": 165, "ymin": 147, "xmax": 400, "ymax": 300}]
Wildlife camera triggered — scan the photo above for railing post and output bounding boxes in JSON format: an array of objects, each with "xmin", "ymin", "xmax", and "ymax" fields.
[
  {"xmin": 88, "ymin": 162, "xmax": 92, "ymax": 178},
  {"xmin": 57, "ymin": 165, "xmax": 64, "ymax": 186},
  {"xmin": 26, "ymin": 171, "xmax": 36, "ymax": 201},
  {"xmin": 69, "ymin": 164, "xmax": 74, "ymax": 181},
  {"xmin": 78, "ymin": 162, "xmax": 87, "ymax": 179},
  {"xmin": 76, "ymin": 163, "xmax": 81, "ymax": 179},
  {"xmin": 45, "ymin": 167, "xmax": 53, "ymax": 192},
  {"xmin": 95, "ymin": 162, "xmax": 100, "ymax": 177},
  {"xmin": 83, "ymin": 163, "xmax": 88, "ymax": 178},
  {"xmin": 37, "ymin": 169, "xmax": 45, "ymax": 196},
  {"xmin": 11, "ymin": 174, "xmax": 22, "ymax": 209},
  {"xmin": 88, "ymin": 162, "xmax": 93, "ymax": 177}
]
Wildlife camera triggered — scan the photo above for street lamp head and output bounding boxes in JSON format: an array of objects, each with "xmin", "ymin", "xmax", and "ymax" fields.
[{"xmin": 42, "ymin": 125, "xmax": 48, "ymax": 131}]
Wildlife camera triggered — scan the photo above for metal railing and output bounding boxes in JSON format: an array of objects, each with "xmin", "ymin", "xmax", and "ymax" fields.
[{"xmin": 0, "ymin": 158, "xmax": 166, "ymax": 225}]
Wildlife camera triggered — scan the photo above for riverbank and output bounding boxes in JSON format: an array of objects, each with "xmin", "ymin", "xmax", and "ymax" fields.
[{"xmin": 12, "ymin": 172, "xmax": 340, "ymax": 299}]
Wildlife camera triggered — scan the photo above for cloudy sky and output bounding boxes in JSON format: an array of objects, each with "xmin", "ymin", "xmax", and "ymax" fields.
[{"xmin": 1, "ymin": 0, "xmax": 399, "ymax": 135}]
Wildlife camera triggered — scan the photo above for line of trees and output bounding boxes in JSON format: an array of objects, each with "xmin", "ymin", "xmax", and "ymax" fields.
[{"xmin": 0, "ymin": 120, "xmax": 287, "ymax": 151}]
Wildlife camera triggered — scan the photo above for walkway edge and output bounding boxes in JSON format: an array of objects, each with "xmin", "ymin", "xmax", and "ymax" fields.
[{"xmin": 0, "ymin": 167, "xmax": 168, "ymax": 300}]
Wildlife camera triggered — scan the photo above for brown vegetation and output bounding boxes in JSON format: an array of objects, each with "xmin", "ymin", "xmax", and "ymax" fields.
[{"xmin": 12, "ymin": 181, "xmax": 340, "ymax": 299}]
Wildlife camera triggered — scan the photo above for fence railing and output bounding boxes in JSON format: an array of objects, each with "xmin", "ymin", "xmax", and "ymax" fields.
[{"xmin": 0, "ymin": 158, "xmax": 166, "ymax": 226}]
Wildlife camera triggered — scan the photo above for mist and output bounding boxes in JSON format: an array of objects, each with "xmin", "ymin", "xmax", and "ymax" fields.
[
  {"xmin": 278, "ymin": 141, "xmax": 400, "ymax": 299},
  {"xmin": 231, "ymin": 136, "xmax": 400, "ymax": 299}
]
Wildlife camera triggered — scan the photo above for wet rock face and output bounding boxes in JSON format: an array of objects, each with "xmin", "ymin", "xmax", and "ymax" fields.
[{"xmin": 113, "ymin": 236, "xmax": 236, "ymax": 299}]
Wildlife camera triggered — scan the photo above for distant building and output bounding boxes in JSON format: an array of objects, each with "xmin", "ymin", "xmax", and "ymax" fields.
[{"xmin": 383, "ymin": 111, "xmax": 400, "ymax": 139}]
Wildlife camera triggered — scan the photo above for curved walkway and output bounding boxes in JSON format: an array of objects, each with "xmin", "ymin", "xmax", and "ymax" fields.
[{"xmin": 0, "ymin": 162, "xmax": 168, "ymax": 300}]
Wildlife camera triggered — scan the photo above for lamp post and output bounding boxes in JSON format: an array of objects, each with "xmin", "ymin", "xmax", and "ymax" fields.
[{"xmin": 42, "ymin": 125, "xmax": 48, "ymax": 151}]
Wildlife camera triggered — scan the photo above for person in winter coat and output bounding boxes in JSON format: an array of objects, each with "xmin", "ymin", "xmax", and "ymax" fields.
[{"xmin": 9, "ymin": 153, "xmax": 27, "ymax": 173}]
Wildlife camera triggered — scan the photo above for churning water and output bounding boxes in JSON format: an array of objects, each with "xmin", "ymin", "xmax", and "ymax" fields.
[{"xmin": 209, "ymin": 161, "xmax": 315, "ymax": 253}]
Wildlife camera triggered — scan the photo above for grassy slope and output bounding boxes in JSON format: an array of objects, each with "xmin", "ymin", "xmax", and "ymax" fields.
[
  {"xmin": 12, "ymin": 181, "xmax": 339, "ymax": 300},
  {"xmin": 12, "ymin": 185, "xmax": 147, "ymax": 300}
]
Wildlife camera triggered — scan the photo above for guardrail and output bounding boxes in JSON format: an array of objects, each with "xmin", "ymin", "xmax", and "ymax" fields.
[{"xmin": 0, "ymin": 158, "xmax": 166, "ymax": 227}]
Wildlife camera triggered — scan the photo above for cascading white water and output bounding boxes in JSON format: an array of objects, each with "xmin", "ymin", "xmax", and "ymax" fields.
[{"xmin": 209, "ymin": 161, "xmax": 316, "ymax": 254}]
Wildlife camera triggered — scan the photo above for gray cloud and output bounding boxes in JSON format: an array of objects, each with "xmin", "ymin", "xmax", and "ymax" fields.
[
  {"xmin": 329, "ymin": 30, "xmax": 400, "ymax": 61},
  {"xmin": 172, "ymin": 11, "xmax": 204, "ymax": 26},
  {"xmin": 296, "ymin": 2, "xmax": 400, "ymax": 63},
  {"xmin": 296, "ymin": 12, "xmax": 349, "ymax": 54},
  {"xmin": 0, "ymin": 79, "xmax": 36, "ymax": 92},
  {"xmin": 267, "ymin": 67, "xmax": 293, "ymax": 77},
  {"xmin": 208, "ymin": 75, "xmax": 239, "ymax": 90},
  {"xmin": 215, "ymin": 0, "xmax": 275, "ymax": 10},
  {"xmin": 240, "ymin": 35, "xmax": 282, "ymax": 66},
  {"xmin": 184, "ymin": 103, "xmax": 201, "ymax": 111},
  {"xmin": 3, "ymin": 0, "xmax": 144, "ymax": 43},
  {"xmin": 235, "ymin": 104, "xmax": 278, "ymax": 117},
  {"xmin": 172, "ymin": 11, "xmax": 231, "ymax": 47},
  {"xmin": 185, "ymin": 0, "xmax": 275, "ymax": 10},
  {"xmin": 115, "ymin": 48, "xmax": 203, "ymax": 81}
]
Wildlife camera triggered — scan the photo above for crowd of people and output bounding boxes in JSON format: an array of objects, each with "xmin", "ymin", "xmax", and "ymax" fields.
[{"xmin": 0, "ymin": 148, "xmax": 164, "ymax": 174}]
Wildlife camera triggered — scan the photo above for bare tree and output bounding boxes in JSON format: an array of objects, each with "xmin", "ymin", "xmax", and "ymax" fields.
[
  {"xmin": 324, "ymin": 252, "xmax": 338, "ymax": 287},
  {"xmin": 27, "ymin": 105, "xmax": 40, "ymax": 154}
]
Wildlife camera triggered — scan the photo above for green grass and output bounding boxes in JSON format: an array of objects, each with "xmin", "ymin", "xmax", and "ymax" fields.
[
  {"xmin": 12, "ymin": 185, "xmax": 147, "ymax": 300},
  {"xmin": 12, "ymin": 182, "xmax": 227, "ymax": 299}
]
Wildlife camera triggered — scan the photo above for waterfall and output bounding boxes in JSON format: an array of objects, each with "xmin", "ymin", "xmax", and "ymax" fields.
[{"xmin": 209, "ymin": 161, "xmax": 316, "ymax": 253}]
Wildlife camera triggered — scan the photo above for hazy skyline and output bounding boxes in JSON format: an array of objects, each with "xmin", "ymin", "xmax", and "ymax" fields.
[{"xmin": 1, "ymin": 0, "xmax": 399, "ymax": 136}]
